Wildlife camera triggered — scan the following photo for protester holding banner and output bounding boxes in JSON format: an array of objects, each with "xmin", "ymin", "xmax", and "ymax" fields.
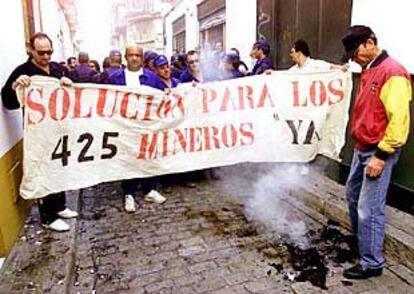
[
  {"xmin": 106, "ymin": 44, "xmax": 167, "ymax": 212},
  {"xmin": 1, "ymin": 32, "xmax": 78, "ymax": 232},
  {"xmin": 341, "ymin": 25, "xmax": 412, "ymax": 280},
  {"xmin": 288, "ymin": 39, "xmax": 348, "ymax": 72}
]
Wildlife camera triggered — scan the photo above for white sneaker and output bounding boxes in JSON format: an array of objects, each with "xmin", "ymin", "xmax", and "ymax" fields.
[
  {"xmin": 43, "ymin": 219, "xmax": 70, "ymax": 232},
  {"xmin": 57, "ymin": 208, "xmax": 78, "ymax": 219},
  {"xmin": 144, "ymin": 190, "xmax": 167, "ymax": 204},
  {"xmin": 124, "ymin": 194, "xmax": 136, "ymax": 212}
]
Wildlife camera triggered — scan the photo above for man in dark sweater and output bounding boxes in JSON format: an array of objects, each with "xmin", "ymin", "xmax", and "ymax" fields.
[{"xmin": 1, "ymin": 32, "xmax": 78, "ymax": 232}]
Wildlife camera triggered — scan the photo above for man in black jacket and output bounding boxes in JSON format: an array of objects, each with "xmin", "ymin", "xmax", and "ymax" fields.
[{"xmin": 1, "ymin": 32, "xmax": 78, "ymax": 232}]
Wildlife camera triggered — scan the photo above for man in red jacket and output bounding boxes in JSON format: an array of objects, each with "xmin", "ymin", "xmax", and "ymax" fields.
[{"xmin": 341, "ymin": 25, "xmax": 411, "ymax": 279}]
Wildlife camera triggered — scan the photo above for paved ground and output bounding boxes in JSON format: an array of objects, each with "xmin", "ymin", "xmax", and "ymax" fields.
[{"xmin": 1, "ymin": 163, "xmax": 414, "ymax": 294}]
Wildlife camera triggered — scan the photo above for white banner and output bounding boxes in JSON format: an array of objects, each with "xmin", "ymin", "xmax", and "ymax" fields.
[{"xmin": 18, "ymin": 71, "xmax": 352, "ymax": 199}]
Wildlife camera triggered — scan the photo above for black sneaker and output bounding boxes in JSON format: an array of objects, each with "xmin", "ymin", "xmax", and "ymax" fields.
[{"xmin": 343, "ymin": 264, "xmax": 383, "ymax": 280}]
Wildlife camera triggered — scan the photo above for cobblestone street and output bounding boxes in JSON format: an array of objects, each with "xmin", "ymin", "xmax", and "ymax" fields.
[{"xmin": 1, "ymin": 164, "xmax": 414, "ymax": 294}]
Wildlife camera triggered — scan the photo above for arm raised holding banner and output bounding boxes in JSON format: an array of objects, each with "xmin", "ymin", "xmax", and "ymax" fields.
[{"xmin": 1, "ymin": 32, "xmax": 77, "ymax": 232}]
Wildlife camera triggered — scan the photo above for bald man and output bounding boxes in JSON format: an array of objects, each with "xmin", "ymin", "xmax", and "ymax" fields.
[{"xmin": 106, "ymin": 45, "xmax": 167, "ymax": 212}]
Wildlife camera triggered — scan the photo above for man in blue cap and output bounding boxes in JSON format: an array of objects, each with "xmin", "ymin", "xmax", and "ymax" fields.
[
  {"xmin": 250, "ymin": 39, "xmax": 274, "ymax": 75},
  {"xmin": 144, "ymin": 50, "xmax": 159, "ymax": 73},
  {"xmin": 219, "ymin": 52, "xmax": 244, "ymax": 80},
  {"xmin": 152, "ymin": 55, "xmax": 181, "ymax": 91},
  {"xmin": 97, "ymin": 49, "xmax": 123, "ymax": 83},
  {"xmin": 105, "ymin": 45, "xmax": 166, "ymax": 212},
  {"xmin": 107, "ymin": 49, "xmax": 123, "ymax": 75}
]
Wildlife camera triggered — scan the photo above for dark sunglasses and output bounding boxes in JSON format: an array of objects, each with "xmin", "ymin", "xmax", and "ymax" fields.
[
  {"xmin": 188, "ymin": 59, "xmax": 199, "ymax": 64},
  {"xmin": 36, "ymin": 50, "xmax": 53, "ymax": 56}
]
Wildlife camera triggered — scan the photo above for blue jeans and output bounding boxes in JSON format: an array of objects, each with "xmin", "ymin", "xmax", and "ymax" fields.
[{"xmin": 346, "ymin": 148, "xmax": 400, "ymax": 270}]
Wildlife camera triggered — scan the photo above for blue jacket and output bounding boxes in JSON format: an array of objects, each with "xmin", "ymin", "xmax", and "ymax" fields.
[
  {"xmin": 152, "ymin": 76, "xmax": 181, "ymax": 91},
  {"xmin": 251, "ymin": 56, "xmax": 274, "ymax": 75},
  {"xmin": 171, "ymin": 66, "xmax": 184, "ymax": 79},
  {"xmin": 69, "ymin": 63, "xmax": 97, "ymax": 83},
  {"xmin": 179, "ymin": 68, "xmax": 199, "ymax": 83},
  {"xmin": 220, "ymin": 69, "xmax": 244, "ymax": 80},
  {"xmin": 106, "ymin": 67, "xmax": 159, "ymax": 88}
]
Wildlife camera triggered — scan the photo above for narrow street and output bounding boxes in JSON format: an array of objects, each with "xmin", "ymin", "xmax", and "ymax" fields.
[{"xmin": 1, "ymin": 164, "xmax": 413, "ymax": 293}]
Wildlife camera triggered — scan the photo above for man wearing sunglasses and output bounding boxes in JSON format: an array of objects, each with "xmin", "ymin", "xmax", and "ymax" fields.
[
  {"xmin": 179, "ymin": 50, "xmax": 203, "ymax": 83},
  {"xmin": 341, "ymin": 25, "xmax": 411, "ymax": 280},
  {"xmin": 1, "ymin": 32, "xmax": 77, "ymax": 232}
]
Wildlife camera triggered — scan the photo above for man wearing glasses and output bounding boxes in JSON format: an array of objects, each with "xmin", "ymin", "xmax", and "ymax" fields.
[
  {"xmin": 179, "ymin": 50, "xmax": 203, "ymax": 83},
  {"xmin": 1, "ymin": 32, "xmax": 78, "ymax": 232}
]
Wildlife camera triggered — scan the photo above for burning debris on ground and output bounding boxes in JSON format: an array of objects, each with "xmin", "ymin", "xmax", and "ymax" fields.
[{"xmin": 186, "ymin": 200, "xmax": 358, "ymax": 290}]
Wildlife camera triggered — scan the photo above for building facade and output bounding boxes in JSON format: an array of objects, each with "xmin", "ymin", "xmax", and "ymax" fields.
[
  {"xmin": 164, "ymin": 0, "xmax": 256, "ymax": 67},
  {"xmin": 110, "ymin": 0, "xmax": 176, "ymax": 53}
]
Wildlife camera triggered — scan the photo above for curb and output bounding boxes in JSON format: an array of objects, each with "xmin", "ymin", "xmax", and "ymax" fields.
[
  {"xmin": 287, "ymin": 173, "xmax": 414, "ymax": 271},
  {"xmin": 0, "ymin": 190, "xmax": 80, "ymax": 294}
]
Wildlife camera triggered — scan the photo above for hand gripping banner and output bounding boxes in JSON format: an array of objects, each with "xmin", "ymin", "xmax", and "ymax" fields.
[{"xmin": 17, "ymin": 71, "xmax": 352, "ymax": 199}]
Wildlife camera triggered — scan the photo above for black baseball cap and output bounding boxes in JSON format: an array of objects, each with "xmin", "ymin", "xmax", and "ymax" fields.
[{"xmin": 341, "ymin": 25, "xmax": 376, "ymax": 62}]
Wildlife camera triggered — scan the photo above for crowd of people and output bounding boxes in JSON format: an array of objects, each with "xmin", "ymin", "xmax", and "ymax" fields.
[
  {"xmin": 56, "ymin": 37, "xmax": 350, "ymax": 93},
  {"xmin": 57, "ymin": 39, "xmax": 277, "ymax": 88},
  {"xmin": 1, "ymin": 25, "xmax": 412, "ymax": 281}
]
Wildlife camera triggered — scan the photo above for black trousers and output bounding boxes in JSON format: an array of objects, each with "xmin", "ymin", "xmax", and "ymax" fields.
[
  {"xmin": 121, "ymin": 177, "xmax": 157, "ymax": 195},
  {"xmin": 38, "ymin": 192, "xmax": 66, "ymax": 224}
]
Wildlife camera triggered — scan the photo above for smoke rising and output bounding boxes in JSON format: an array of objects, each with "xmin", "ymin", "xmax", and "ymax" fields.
[
  {"xmin": 244, "ymin": 164, "xmax": 310, "ymax": 248},
  {"xmin": 218, "ymin": 160, "xmax": 330, "ymax": 249}
]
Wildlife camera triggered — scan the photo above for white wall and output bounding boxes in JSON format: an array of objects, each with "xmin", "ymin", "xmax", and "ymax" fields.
[
  {"xmin": 40, "ymin": 0, "xmax": 75, "ymax": 62},
  {"xmin": 352, "ymin": 0, "xmax": 414, "ymax": 73},
  {"xmin": 164, "ymin": 0, "xmax": 203, "ymax": 57},
  {"xmin": 226, "ymin": 0, "xmax": 256, "ymax": 68},
  {"xmin": 0, "ymin": 0, "xmax": 25, "ymax": 157}
]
